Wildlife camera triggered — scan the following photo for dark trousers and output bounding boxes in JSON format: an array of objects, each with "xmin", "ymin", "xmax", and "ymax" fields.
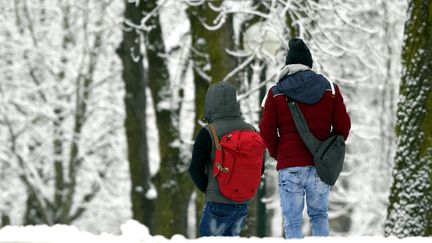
[{"xmin": 199, "ymin": 202, "xmax": 248, "ymax": 237}]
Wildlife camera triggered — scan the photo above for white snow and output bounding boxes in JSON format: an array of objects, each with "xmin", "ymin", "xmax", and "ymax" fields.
[
  {"xmin": 0, "ymin": 0, "xmax": 420, "ymax": 238},
  {"xmin": 0, "ymin": 220, "xmax": 429, "ymax": 243},
  {"xmin": 145, "ymin": 184, "xmax": 157, "ymax": 200}
]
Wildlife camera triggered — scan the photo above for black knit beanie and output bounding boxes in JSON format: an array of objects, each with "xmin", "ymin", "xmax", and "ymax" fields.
[{"xmin": 285, "ymin": 38, "xmax": 313, "ymax": 68}]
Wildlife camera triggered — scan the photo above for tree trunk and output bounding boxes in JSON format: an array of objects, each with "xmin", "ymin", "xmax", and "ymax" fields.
[
  {"xmin": 187, "ymin": 5, "xmax": 209, "ymax": 234},
  {"xmin": 188, "ymin": 3, "xmax": 237, "ymax": 85},
  {"xmin": 384, "ymin": 0, "xmax": 432, "ymax": 237},
  {"xmin": 187, "ymin": 1, "xmax": 239, "ymax": 132},
  {"xmin": 23, "ymin": 192, "xmax": 46, "ymax": 225},
  {"xmin": 139, "ymin": 0, "xmax": 193, "ymax": 237},
  {"xmin": 256, "ymin": 62, "xmax": 268, "ymax": 237},
  {"xmin": 4, "ymin": 0, "xmax": 117, "ymax": 227},
  {"xmin": 1, "ymin": 214, "xmax": 9, "ymax": 227},
  {"xmin": 117, "ymin": 0, "xmax": 154, "ymax": 232}
]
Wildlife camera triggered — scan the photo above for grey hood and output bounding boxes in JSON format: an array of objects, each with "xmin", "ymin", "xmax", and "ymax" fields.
[{"xmin": 204, "ymin": 82, "xmax": 241, "ymax": 123}]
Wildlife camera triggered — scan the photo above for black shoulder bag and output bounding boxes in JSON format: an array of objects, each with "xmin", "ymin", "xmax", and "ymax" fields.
[{"xmin": 288, "ymin": 101, "xmax": 345, "ymax": 186}]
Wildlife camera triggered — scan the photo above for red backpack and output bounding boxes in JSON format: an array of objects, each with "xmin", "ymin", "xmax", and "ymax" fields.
[{"xmin": 209, "ymin": 124, "xmax": 266, "ymax": 202}]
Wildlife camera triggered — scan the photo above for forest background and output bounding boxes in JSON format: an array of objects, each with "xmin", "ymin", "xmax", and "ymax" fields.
[{"xmin": 1, "ymin": 0, "xmax": 431, "ymax": 239}]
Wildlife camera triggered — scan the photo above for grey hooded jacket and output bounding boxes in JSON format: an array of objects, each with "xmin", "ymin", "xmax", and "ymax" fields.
[{"xmin": 202, "ymin": 82, "xmax": 254, "ymax": 204}]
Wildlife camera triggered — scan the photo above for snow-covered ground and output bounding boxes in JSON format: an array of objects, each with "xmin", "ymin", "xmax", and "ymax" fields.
[{"xmin": 0, "ymin": 220, "xmax": 429, "ymax": 243}]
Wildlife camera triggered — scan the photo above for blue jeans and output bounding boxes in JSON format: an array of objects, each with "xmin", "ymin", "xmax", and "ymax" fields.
[
  {"xmin": 199, "ymin": 202, "xmax": 248, "ymax": 237},
  {"xmin": 279, "ymin": 166, "xmax": 330, "ymax": 239}
]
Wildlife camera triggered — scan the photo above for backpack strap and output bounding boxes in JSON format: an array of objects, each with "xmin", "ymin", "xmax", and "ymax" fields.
[
  {"xmin": 208, "ymin": 124, "xmax": 229, "ymax": 175},
  {"xmin": 208, "ymin": 124, "xmax": 221, "ymax": 150}
]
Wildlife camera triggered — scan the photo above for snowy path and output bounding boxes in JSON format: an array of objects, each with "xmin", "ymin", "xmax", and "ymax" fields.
[{"xmin": 0, "ymin": 221, "xmax": 429, "ymax": 243}]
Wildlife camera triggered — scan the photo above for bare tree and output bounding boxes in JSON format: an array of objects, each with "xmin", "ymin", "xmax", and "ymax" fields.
[
  {"xmin": 117, "ymin": 0, "xmax": 154, "ymax": 232},
  {"xmin": 139, "ymin": 0, "xmax": 195, "ymax": 237},
  {"xmin": 184, "ymin": 0, "xmax": 406, "ymax": 236},
  {"xmin": 0, "ymin": 0, "xmax": 125, "ymax": 226}
]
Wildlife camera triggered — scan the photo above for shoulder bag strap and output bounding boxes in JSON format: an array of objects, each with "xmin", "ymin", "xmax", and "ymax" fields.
[
  {"xmin": 289, "ymin": 80, "xmax": 335, "ymax": 153},
  {"xmin": 329, "ymin": 80, "xmax": 336, "ymax": 98},
  {"xmin": 288, "ymin": 102, "xmax": 321, "ymax": 153}
]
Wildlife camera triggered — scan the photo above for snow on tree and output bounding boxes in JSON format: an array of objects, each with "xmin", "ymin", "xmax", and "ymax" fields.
[
  {"xmin": 0, "ymin": 0, "xmax": 413, "ymax": 237},
  {"xmin": 385, "ymin": 0, "xmax": 432, "ymax": 237},
  {"xmin": 116, "ymin": 0, "xmax": 155, "ymax": 233},
  {"xmin": 118, "ymin": 0, "xmax": 195, "ymax": 236},
  {"xmin": 183, "ymin": 0, "xmax": 407, "ymax": 236},
  {"xmin": 0, "ymin": 0, "xmax": 130, "ymax": 232},
  {"xmin": 142, "ymin": 0, "xmax": 194, "ymax": 237}
]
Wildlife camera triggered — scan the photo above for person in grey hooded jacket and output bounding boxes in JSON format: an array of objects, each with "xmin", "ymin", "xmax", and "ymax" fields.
[{"xmin": 188, "ymin": 81, "xmax": 257, "ymax": 237}]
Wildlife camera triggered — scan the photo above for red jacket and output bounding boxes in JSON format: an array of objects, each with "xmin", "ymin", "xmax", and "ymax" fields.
[{"xmin": 259, "ymin": 70, "xmax": 351, "ymax": 171}]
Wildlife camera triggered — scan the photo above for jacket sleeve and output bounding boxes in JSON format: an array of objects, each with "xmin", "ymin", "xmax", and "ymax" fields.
[
  {"xmin": 259, "ymin": 88, "xmax": 280, "ymax": 159},
  {"xmin": 188, "ymin": 128, "xmax": 212, "ymax": 193},
  {"xmin": 332, "ymin": 85, "xmax": 351, "ymax": 140}
]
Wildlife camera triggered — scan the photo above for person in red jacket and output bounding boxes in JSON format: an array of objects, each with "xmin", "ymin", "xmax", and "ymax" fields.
[{"xmin": 259, "ymin": 38, "xmax": 351, "ymax": 239}]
